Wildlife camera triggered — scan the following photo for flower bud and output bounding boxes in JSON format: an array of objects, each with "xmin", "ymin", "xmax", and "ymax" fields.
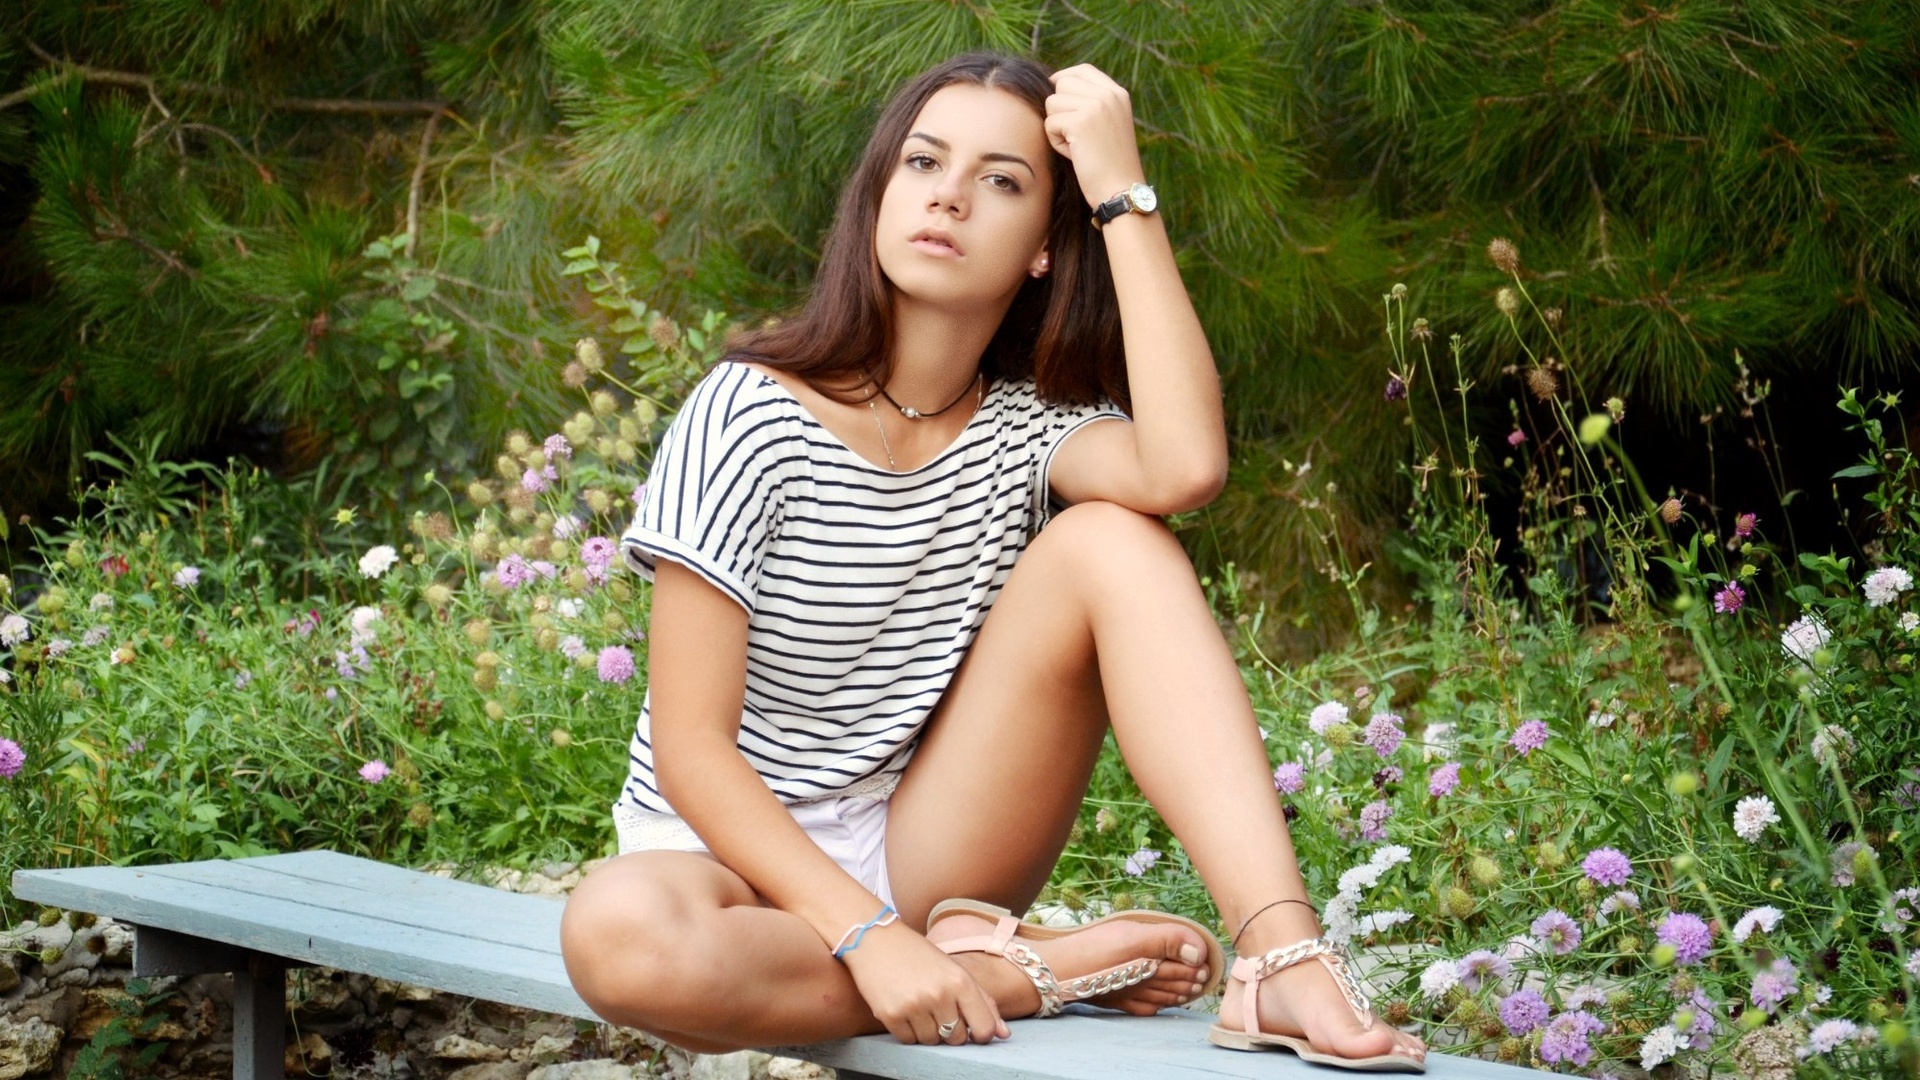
[
  {"xmin": 1391, "ymin": 282, "xmax": 1408, "ymax": 299},
  {"xmin": 1496, "ymin": 1037, "xmax": 1523, "ymax": 1062},
  {"xmin": 549, "ymin": 728, "xmax": 573, "ymax": 748},
  {"xmin": 633, "ymin": 398, "xmax": 658, "ymax": 426},
  {"xmin": 36, "ymin": 908, "xmax": 62, "ymax": 927},
  {"xmin": 506, "ymin": 431, "xmax": 532, "ymax": 457},
  {"xmin": 39, "ymin": 946, "xmax": 63, "ymax": 965},
  {"xmin": 65, "ymin": 540, "xmax": 87, "ymax": 569},
  {"xmin": 464, "ymin": 620, "xmax": 491, "ymax": 647},
  {"xmin": 471, "ymin": 666, "xmax": 498, "ymax": 692},
  {"xmin": 1881, "ymin": 1020, "xmax": 1907, "ymax": 1047},
  {"xmin": 1445, "ymin": 885, "xmax": 1476, "ymax": 919},
  {"xmin": 1651, "ymin": 943, "xmax": 1677, "ymax": 967},
  {"xmin": 1525, "ymin": 366, "xmax": 1558, "ymax": 401},
  {"xmin": 1658, "ymin": 497, "xmax": 1682, "ymax": 524},
  {"xmin": 424, "ymin": 583, "xmax": 454, "ymax": 609},
  {"xmin": 1487, "ymin": 237, "xmax": 1521, "ymax": 274},
  {"xmin": 495, "ymin": 454, "xmax": 520, "ymax": 481},
  {"xmin": 591, "ymin": 391, "xmax": 618, "ymax": 417},
  {"xmin": 1468, "ymin": 855, "xmax": 1502, "ymax": 889},
  {"xmin": 1577, "ymin": 413, "xmax": 1612, "ymax": 446},
  {"xmin": 575, "ymin": 337, "xmax": 606, "ymax": 372},
  {"xmin": 1668, "ymin": 770, "xmax": 1699, "ymax": 796},
  {"xmin": 407, "ymin": 803, "xmax": 433, "ymax": 829},
  {"xmin": 601, "ymin": 610, "xmax": 626, "ymax": 632},
  {"xmin": 1672, "ymin": 852, "xmax": 1697, "ymax": 874},
  {"xmin": 1533, "ymin": 842, "xmax": 1565, "ymax": 871},
  {"xmin": 564, "ymin": 413, "xmax": 596, "ymax": 446},
  {"xmin": 585, "ymin": 489, "xmax": 612, "ymax": 515},
  {"xmin": 535, "ymin": 628, "xmax": 560, "ymax": 652},
  {"xmin": 484, "ymin": 700, "xmax": 505, "ymax": 721},
  {"xmin": 563, "ymin": 361, "xmax": 589, "ymax": 388},
  {"xmin": 1496, "ymin": 287, "xmax": 1521, "ymax": 318}
]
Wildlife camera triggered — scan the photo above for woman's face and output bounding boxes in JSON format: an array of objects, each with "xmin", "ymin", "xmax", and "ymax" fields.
[{"xmin": 874, "ymin": 83, "xmax": 1055, "ymax": 312}]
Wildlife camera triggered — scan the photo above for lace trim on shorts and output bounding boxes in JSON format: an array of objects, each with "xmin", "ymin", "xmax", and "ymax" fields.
[{"xmin": 612, "ymin": 770, "xmax": 902, "ymax": 855}]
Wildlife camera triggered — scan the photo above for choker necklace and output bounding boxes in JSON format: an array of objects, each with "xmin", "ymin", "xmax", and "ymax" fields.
[
  {"xmin": 875, "ymin": 373, "xmax": 982, "ymax": 419},
  {"xmin": 866, "ymin": 377, "xmax": 984, "ymax": 471}
]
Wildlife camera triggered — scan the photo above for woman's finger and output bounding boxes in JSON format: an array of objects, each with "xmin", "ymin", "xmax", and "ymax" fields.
[
  {"xmin": 957, "ymin": 979, "xmax": 1006, "ymax": 1044},
  {"xmin": 904, "ymin": 1011, "xmax": 940, "ymax": 1046}
]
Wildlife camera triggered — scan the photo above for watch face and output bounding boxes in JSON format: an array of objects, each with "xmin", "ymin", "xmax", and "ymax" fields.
[{"xmin": 1129, "ymin": 183, "xmax": 1158, "ymax": 213}]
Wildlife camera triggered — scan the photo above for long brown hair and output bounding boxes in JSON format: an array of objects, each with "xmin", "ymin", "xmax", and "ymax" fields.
[{"xmin": 726, "ymin": 52, "xmax": 1129, "ymax": 412}]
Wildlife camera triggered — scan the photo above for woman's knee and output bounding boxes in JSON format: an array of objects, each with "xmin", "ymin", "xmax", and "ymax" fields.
[
  {"xmin": 560, "ymin": 854, "xmax": 731, "ymax": 1024},
  {"xmin": 1036, "ymin": 501, "xmax": 1189, "ymax": 582}
]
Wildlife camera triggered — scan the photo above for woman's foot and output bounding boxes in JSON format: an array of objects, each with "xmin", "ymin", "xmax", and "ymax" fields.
[
  {"xmin": 925, "ymin": 909, "xmax": 1212, "ymax": 1018},
  {"xmin": 1216, "ymin": 947, "xmax": 1427, "ymax": 1067}
]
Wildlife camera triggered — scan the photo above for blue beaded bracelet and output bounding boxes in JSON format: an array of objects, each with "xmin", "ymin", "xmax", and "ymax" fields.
[{"xmin": 831, "ymin": 904, "xmax": 899, "ymax": 960}]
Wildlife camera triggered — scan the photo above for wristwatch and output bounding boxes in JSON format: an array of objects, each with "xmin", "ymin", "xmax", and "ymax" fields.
[{"xmin": 1091, "ymin": 182, "xmax": 1158, "ymax": 229}]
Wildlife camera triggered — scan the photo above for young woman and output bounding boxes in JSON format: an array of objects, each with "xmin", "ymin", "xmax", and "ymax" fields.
[{"xmin": 560, "ymin": 52, "xmax": 1427, "ymax": 1073}]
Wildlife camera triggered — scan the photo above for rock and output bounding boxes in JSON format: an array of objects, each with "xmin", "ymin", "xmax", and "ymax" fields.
[
  {"xmin": 764, "ymin": 1058, "xmax": 830, "ymax": 1080},
  {"xmin": 290, "ymin": 970, "xmax": 359, "ymax": 1021},
  {"xmin": 449, "ymin": 1064, "xmax": 530, "ymax": 1080},
  {"xmin": 0, "ymin": 1016, "xmax": 62, "ymax": 1080},
  {"xmin": 435, "ymin": 1034, "xmax": 509, "ymax": 1062},
  {"xmin": 286, "ymin": 1031, "xmax": 332, "ymax": 1078},
  {"xmin": 10, "ymin": 986, "xmax": 81, "ymax": 1030},
  {"xmin": 372, "ymin": 977, "xmax": 438, "ymax": 1004},
  {"xmin": 689, "ymin": 1050, "xmax": 766, "ymax": 1080},
  {"xmin": 10, "ymin": 924, "xmax": 70, "ymax": 958},
  {"xmin": 526, "ymin": 1034, "xmax": 575, "ymax": 1065},
  {"xmin": 96, "ymin": 922, "xmax": 133, "ymax": 965},
  {"xmin": 540, "ymin": 861, "xmax": 578, "ymax": 880},
  {"xmin": 42, "ymin": 927, "xmax": 105, "ymax": 979},
  {"xmin": 0, "ymin": 957, "xmax": 17, "ymax": 996},
  {"xmin": 527, "ymin": 1060, "xmax": 639, "ymax": 1080}
]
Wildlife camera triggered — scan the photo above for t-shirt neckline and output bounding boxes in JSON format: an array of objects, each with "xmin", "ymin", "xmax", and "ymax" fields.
[{"xmin": 749, "ymin": 367, "xmax": 997, "ymax": 477}]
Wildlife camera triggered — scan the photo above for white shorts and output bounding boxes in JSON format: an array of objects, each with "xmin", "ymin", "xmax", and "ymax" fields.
[{"xmin": 611, "ymin": 772, "xmax": 898, "ymax": 908}]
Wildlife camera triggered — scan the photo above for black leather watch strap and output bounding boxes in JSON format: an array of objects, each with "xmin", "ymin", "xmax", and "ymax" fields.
[{"xmin": 1091, "ymin": 191, "xmax": 1133, "ymax": 229}]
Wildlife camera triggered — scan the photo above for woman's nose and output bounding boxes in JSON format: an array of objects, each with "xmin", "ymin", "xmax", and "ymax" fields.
[{"xmin": 927, "ymin": 174, "xmax": 966, "ymax": 217}]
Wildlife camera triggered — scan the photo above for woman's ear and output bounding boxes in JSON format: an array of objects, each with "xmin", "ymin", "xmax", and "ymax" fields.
[{"xmin": 1029, "ymin": 250, "xmax": 1051, "ymax": 278}]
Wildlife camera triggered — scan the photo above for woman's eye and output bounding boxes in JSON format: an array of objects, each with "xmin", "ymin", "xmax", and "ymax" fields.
[
  {"xmin": 986, "ymin": 174, "xmax": 1022, "ymax": 193},
  {"xmin": 905, "ymin": 153, "xmax": 938, "ymax": 171}
]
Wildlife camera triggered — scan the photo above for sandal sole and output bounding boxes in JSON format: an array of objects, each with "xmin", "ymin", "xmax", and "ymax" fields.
[{"xmin": 1208, "ymin": 1022, "xmax": 1426, "ymax": 1073}]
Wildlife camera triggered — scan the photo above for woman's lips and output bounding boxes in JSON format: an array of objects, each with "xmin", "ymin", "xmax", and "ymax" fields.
[{"xmin": 910, "ymin": 230, "xmax": 963, "ymax": 257}]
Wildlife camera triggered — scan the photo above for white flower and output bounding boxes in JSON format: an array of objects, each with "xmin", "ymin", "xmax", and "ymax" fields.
[
  {"xmin": 1586, "ymin": 707, "xmax": 1617, "ymax": 728},
  {"xmin": 1596, "ymin": 889, "xmax": 1640, "ymax": 925},
  {"xmin": 88, "ymin": 592, "xmax": 113, "ymax": 611},
  {"xmin": 1309, "ymin": 700, "xmax": 1348, "ymax": 735},
  {"xmin": 1640, "ymin": 1025, "xmax": 1681, "ymax": 1070},
  {"xmin": 0, "ymin": 668, "xmax": 10, "ymax": 685},
  {"xmin": 1417, "ymin": 958, "xmax": 1460, "ymax": 1001},
  {"xmin": 1811, "ymin": 724, "xmax": 1854, "ymax": 768},
  {"xmin": 1731, "ymin": 905, "xmax": 1783, "ymax": 944},
  {"xmin": 81, "ymin": 626, "xmax": 109, "ymax": 648},
  {"xmin": 1800, "ymin": 1019, "xmax": 1858, "ymax": 1058},
  {"xmin": 359, "ymin": 545, "xmax": 399, "ymax": 579},
  {"xmin": 1830, "ymin": 841, "xmax": 1873, "ymax": 887},
  {"xmin": 1907, "ymin": 954, "xmax": 1920, "ymax": 979},
  {"xmin": 1862, "ymin": 565, "xmax": 1913, "ymax": 607},
  {"xmin": 0, "ymin": 613, "xmax": 27, "ymax": 647},
  {"xmin": 552, "ymin": 514, "xmax": 583, "ymax": 540},
  {"xmin": 1903, "ymin": 612, "xmax": 1920, "ymax": 633},
  {"xmin": 556, "ymin": 598, "xmax": 584, "ymax": 619},
  {"xmin": 1321, "ymin": 894, "xmax": 1360, "ymax": 945},
  {"xmin": 348, "ymin": 605, "xmax": 383, "ymax": 647},
  {"xmin": 1313, "ymin": 748, "xmax": 1335, "ymax": 770},
  {"xmin": 1421, "ymin": 721, "xmax": 1456, "ymax": 761},
  {"xmin": 1503, "ymin": 933, "xmax": 1544, "ymax": 961},
  {"xmin": 560, "ymin": 635, "xmax": 586, "ymax": 659},
  {"xmin": 1565, "ymin": 985, "xmax": 1609, "ymax": 1010},
  {"xmin": 1370, "ymin": 844, "xmax": 1412, "ymax": 872},
  {"xmin": 172, "ymin": 566, "xmax": 200, "ymax": 589},
  {"xmin": 1358, "ymin": 910, "xmax": 1414, "ymax": 935},
  {"xmin": 1780, "ymin": 614, "xmax": 1831, "ymax": 664},
  {"xmin": 1733, "ymin": 795, "xmax": 1781, "ymax": 842}
]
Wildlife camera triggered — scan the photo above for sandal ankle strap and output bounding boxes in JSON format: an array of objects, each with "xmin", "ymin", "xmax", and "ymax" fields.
[
  {"xmin": 1230, "ymin": 937, "xmax": 1376, "ymax": 1038},
  {"xmin": 935, "ymin": 914, "xmax": 1161, "ymax": 1019}
]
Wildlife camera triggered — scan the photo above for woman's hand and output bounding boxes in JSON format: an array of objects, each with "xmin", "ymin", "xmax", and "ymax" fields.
[
  {"xmin": 840, "ymin": 923, "xmax": 1009, "ymax": 1045},
  {"xmin": 1043, "ymin": 64, "xmax": 1147, "ymax": 209}
]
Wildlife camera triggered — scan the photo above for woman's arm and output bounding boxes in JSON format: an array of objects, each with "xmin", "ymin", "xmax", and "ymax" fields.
[
  {"xmin": 646, "ymin": 559, "xmax": 1006, "ymax": 1043},
  {"xmin": 1041, "ymin": 65, "xmax": 1228, "ymax": 516}
]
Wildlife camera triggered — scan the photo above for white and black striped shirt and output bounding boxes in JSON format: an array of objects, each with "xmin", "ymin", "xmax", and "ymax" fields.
[{"xmin": 616, "ymin": 361, "xmax": 1127, "ymax": 813}]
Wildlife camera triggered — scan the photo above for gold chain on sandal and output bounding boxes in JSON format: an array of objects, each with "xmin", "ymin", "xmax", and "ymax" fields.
[{"xmin": 1246, "ymin": 938, "xmax": 1375, "ymax": 1029}]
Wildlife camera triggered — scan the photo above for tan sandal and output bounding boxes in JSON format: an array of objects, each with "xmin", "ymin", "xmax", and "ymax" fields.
[
  {"xmin": 1207, "ymin": 937, "xmax": 1425, "ymax": 1073},
  {"xmin": 927, "ymin": 898, "xmax": 1224, "ymax": 1017}
]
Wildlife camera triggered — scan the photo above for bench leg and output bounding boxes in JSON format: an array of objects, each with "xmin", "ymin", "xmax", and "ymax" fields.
[{"xmin": 233, "ymin": 953, "xmax": 286, "ymax": 1080}]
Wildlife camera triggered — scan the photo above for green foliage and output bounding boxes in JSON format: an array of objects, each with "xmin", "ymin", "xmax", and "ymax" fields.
[
  {"xmin": 65, "ymin": 978, "xmax": 172, "ymax": 1080},
  {"xmin": 0, "ymin": 295, "xmax": 727, "ymax": 918}
]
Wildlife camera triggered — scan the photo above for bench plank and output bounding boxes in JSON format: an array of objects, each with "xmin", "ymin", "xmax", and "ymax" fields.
[
  {"xmin": 135, "ymin": 856, "xmax": 564, "ymax": 954},
  {"xmin": 10, "ymin": 862, "xmax": 594, "ymax": 1020},
  {"xmin": 785, "ymin": 1007, "xmax": 1550, "ymax": 1079}
]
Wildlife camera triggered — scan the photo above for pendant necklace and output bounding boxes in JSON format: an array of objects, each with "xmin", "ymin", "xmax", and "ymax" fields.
[{"xmin": 866, "ymin": 375, "xmax": 984, "ymax": 471}]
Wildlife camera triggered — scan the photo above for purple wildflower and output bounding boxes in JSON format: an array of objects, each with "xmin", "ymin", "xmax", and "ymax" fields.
[
  {"xmin": 1657, "ymin": 912, "xmax": 1713, "ymax": 965},
  {"xmin": 1456, "ymin": 950, "xmax": 1511, "ymax": 992},
  {"xmin": 631, "ymin": 483, "xmax": 649, "ymax": 506},
  {"xmin": 580, "ymin": 537, "xmax": 618, "ymax": 584},
  {"xmin": 1678, "ymin": 989, "xmax": 1720, "ymax": 1051},
  {"xmin": 0, "ymin": 737, "xmax": 24, "ymax": 779},
  {"xmin": 1508, "ymin": 719, "xmax": 1549, "ymax": 757},
  {"xmin": 173, "ymin": 566, "xmax": 201, "ymax": 589},
  {"xmin": 1538, "ymin": 1010, "xmax": 1605, "ymax": 1066},
  {"xmin": 1714, "ymin": 582, "xmax": 1745, "ymax": 614},
  {"xmin": 1384, "ymin": 375, "xmax": 1407, "ymax": 402},
  {"xmin": 496, "ymin": 554, "xmax": 535, "ymax": 589},
  {"xmin": 1272, "ymin": 761, "xmax": 1306, "ymax": 795},
  {"xmin": 1530, "ymin": 909, "xmax": 1583, "ymax": 955},
  {"xmin": 1123, "ymin": 848, "xmax": 1161, "ymax": 876},
  {"xmin": 544, "ymin": 434, "xmax": 572, "ymax": 461},
  {"xmin": 1750, "ymin": 958, "xmax": 1797, "ymax": 1012},
  {"xmin": 1363, "ymin": 712, "xmax": 1405, "ymax": 757},
  {"xmin": 1499, "ymin": 989, "xmax": 1550, "ymax": 1036},
  {"xmin": 520, "ymin": 468, "xmax": 548, "ymax": 494},
  {"xmin": 1359, "ymin": 800, "xmax": 1393, "ymax": 841},
  {"xmin": 1581, "ymin": 847, "xmax": 1633, "ymax": 887},
  {"xmin": 358, "ymin": 760, "xmax": 390, "ymax": 784},
  {"xmin": 1507, "ymin": 429, "xmax": 1527, "ymax": 448},
  {"xmin": 597, "ymin": 645, "xmax": 636, "ymax": 685},
  {"xmin": 1734, "ymin": 513, "xmax": 1757, "ymax": 540},
  {"xmin": 1373, "ymin": 766, "xmax": 1403, "ymax": 789},
  {"xmin": 1428, "ymin": 761, "xmax": 1461, "ymax": 798}
]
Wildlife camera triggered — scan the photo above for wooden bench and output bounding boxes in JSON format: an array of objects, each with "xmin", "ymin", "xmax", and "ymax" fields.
[{"xmin": 12, "ymin": 851, "xmax": 1547, "ymax": 1079}]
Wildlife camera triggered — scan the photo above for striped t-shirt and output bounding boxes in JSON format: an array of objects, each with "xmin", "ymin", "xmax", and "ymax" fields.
[{"xmin": 615, "ymin": 360, "xmax": 1128, "ymax": 814}]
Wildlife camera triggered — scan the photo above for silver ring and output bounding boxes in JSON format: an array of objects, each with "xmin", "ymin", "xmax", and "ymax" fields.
[{"xmin": 936, "ymin": 1020, "xmax": 959, "ymax": 1039}]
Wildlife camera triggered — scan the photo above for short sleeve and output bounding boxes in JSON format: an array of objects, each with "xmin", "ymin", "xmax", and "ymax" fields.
[
  {"xmin": 1027, "ymin": 392, "xmax": 1130, "ymax": 525},
  {"xmin": 621, "ymin": 365, "xmax": 792, "ymax": 612}
]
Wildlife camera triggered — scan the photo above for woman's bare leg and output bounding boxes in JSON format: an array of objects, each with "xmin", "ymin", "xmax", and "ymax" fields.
[{"xmin": 889, "ymin": 501, "xmax": 1425, "ymax": 1064}]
